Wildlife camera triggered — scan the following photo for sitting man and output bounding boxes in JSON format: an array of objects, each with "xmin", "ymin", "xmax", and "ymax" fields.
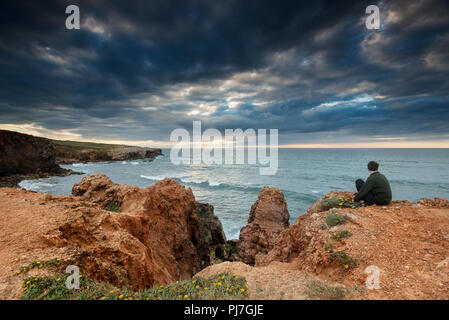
[{"xmin": 354, "ymin": 161, "xmax": 392, "ymax": 205}]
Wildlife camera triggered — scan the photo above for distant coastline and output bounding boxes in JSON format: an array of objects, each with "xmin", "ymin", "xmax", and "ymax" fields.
[{"xmin": 0, "ymin": 130, "xmax": 162, "ymax": 187}]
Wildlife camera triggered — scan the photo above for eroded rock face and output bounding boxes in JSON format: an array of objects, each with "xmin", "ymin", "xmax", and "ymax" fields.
[
  {"xmin": 46, "ymin": 174, "xmax": 224, "ymax": 289},
  {"xmin": 239, "ymin": 186, "xmax": 290, "ymax": 265},
  {"xmin": 195, "ymin": 203, "xmax": 240, "ymax": 268},
  {"xmin": 0, "ymin": 130, "xmax": 60, "ymax": 176},
  {"xmin": 55, "ymin": 145, "xmax": 162, "ymax": 164}
]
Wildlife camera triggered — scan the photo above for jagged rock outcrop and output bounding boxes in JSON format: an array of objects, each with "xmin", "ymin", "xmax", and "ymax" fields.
[
  {"xmin": 0, "ymin": 130, "xmax": 61, "ymax": 176},
  {"xmin": 196, "ymin": 203, "xmax": 240, "ymax": 268},
  {"xmin": 239, "ymin": 186, "xmax": 290, "ymax": 265},
  {"xmin": 39, "ymin": 174, "xmax": 229, "ymax": 290}
]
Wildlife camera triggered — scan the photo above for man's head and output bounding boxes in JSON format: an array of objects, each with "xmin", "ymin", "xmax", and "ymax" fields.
[{"xmin": 367, "ymin": 161, "xmax": 379, "ymax": 173}]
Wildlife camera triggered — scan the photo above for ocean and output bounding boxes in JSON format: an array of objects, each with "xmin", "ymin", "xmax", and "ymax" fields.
[{"xmin": 19, "ymin": 148, "xmax": 449, "ymax": 240}]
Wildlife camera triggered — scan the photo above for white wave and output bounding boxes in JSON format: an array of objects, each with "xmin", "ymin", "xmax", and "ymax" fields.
[
  {"xmin": 181, "ymin": 178, "xmax": 221, "ymax": 186},
  {"xmin": 140, "ymin": 173, "xmax": 186, "ymax": 181},
  {"xmin": 19, "ymin": 180, "xmax": 55, "ymax": 190},
  {"xmin": 311, "ymin": 190, "xmax": 320, "ymax": 194},
  {"xmin": 130, "ymin": 162, "xmax": 139, "ymax": 165},
  {"xmin": 140, "ymin": 175, "xmax": 165, "ymax": 181},
  {"xmin": 71, "ymin": 163, "xmax": 85, "ymax": 167},
  {"xmin": 181, "ymin": 179, "xmax": 205, "ymax": 184}
]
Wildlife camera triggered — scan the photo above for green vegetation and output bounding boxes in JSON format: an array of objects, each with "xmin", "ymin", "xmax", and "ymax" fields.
[
  {"xmin": 329, "ymin": 251, "xmax": 358, "ymax": 270},
  {"xmin": 102, "ymin": 201, "xmax": 122, "ymax": 212},
  {"xmin": 331, "ymin": 230, "xmax": 352, "ymax": 240},
  {"xmin": 17, "ymin": 258, "xmax": 248, "ymax": 300},
  {"xmin": 16, "ymin": 258, "xmax": 62, "ymax": 275},
  {"xmin": 20, "ymin": 271, "xmax": 248, "ymax": 300},
  {"xmin": 51, "ymin": 139, "xmax": 119, "ymax": 151},
  {"xmin": 321, "ymin": 197, "xmax": 361, "ymax": 210},
  {"xmin": 325, "ymin": 213, "xmax": 346, "ymax": 226},
  {"xmin": 320, "ymin": 198, "xmax": 341, "ymax": 210},
  {"xmin": 304, "ymin": 280, "xmax": 346, "ymax": 300},
  {"xmin": 320, "ymin": 223, "xmax": 328, "ymax": 230}
]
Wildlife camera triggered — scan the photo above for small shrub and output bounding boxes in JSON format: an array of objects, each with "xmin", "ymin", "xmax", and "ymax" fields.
[
  {"xmin": 320, "ymin": 223, "xmax": 328, "ymax": 230},
  {"xmin": 321, "ymin": 197, "xmax": 361, "ymax": 210},
  {"xmin": 102, "ymin": 201, "xmax": 121, "ymax": 212},
  {"xmin": 329, "ymin": 251, "xmax": 358, "ymax": 270},
  {"xmin": 331, "ymin": 230, "xmax": 352, "ymax": 240},
  {"xmin": 326, "ymin": 213, "xmax": 346, "ymax": 226},
  {"xmin": 320, "ymin": 198, "xmax": 341, "ymax": 210}
]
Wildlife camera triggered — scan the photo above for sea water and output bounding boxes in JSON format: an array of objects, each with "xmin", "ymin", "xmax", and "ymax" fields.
[{"xmin": 19, "ymin": 148, "xmax": 449, "ymax": 239}]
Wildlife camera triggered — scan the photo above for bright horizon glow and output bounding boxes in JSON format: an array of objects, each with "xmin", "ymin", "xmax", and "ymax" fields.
[{"xmin": 1, "ymin": 124, "xmax": 448, "ymax": 149}]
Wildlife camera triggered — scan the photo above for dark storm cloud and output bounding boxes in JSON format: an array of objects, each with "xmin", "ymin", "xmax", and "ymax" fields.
[{"xmin": 0, "ymin": 0, "xmax": 448, "ymax": 143}]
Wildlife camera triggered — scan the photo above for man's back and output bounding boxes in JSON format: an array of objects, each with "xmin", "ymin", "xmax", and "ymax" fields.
[{"xmin": 354, "ymin": 171, "xmax": 392, "ymax": 205}]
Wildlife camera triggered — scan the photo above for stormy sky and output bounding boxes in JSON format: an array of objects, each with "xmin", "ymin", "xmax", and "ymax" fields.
[{"xmin": 1, "ymin": 0, "xmax": 448, "ymax": 147}]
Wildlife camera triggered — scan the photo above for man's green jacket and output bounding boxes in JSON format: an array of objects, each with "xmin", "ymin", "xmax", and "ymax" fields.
[{"xmin": 354, "ymin": 171, "xmax": 392, "ymax": 205}]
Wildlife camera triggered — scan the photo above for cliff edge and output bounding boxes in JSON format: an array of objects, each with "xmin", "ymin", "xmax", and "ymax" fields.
[
  {"xmin": 0, "ymin": 174, "xmax": 232, "ymax": 298},
  {"xmin": 198, "ymin": 191, "xmax": 449, "ymax": 300}
]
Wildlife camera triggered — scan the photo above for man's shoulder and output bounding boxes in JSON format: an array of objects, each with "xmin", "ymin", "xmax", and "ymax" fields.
[{"xmin": 370, "ymin": 171, "xmax": 385, "ymax": 180}]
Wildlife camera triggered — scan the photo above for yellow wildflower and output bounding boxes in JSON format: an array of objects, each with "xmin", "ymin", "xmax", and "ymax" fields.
[
  {"xmin": 344, "ymin": 265, "xmax": 349, "ymax": 269},
  {"xmin": 119, "ymin": 294, "xmax": 124, "ymax": 299},
  {"xmin": 109, "ymin": 290, "xmax": 114, "ymax": 294},
  {"xmin": 235, "ymin": 276, "xmax": 239, "ymax": 279},
  {"xmin": 195, "ymin": 285, "xmax": 199, "ymax": 289},
  {"xmin": 184, "ymin": 295, "xmax": 188, "ymax": 299},
  {"xmin": 241, "ymin": 288, "xmax": 245, "ymax": 292},
  {"xmin": 217, "ymin": 282, "xmax": 222, "ymax": 286},
  {"xmin": 204, "ymin": 287, "xmax": 208, "ymax": 290}
]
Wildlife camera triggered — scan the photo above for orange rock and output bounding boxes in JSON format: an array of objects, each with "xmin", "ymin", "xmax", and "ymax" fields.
[{"xmin": 239, "ymin": 186, "xmax": 289, "ymax": 265}]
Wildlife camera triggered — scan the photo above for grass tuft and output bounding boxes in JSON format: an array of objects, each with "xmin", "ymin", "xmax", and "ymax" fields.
[{"xmin": 304, "ymin": 280, "xmax": 346, "ymax": 300}]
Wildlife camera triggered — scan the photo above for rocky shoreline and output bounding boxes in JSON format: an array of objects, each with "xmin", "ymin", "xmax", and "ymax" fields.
[{"xmin": 0, "ymin": 130, "xmax": 162, "ymax": 187}]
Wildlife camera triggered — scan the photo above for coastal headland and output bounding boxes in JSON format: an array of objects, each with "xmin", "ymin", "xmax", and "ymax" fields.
[{"xmin": 0, "ymin": 130, "xmax": 162, "ymax": 187}]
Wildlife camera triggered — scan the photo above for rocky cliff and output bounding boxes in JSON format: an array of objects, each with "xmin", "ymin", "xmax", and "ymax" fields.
[
  {"xmin": 239, "ymin": 186, "xmax": 290, "ymax": 265},
  {"xmin": 52, "ymin": 141, "xmax": 162, "ymax": 164},
  {"xmin": 0, "ymin": 174, "xmax": 233, "ymax": 297},
  {"xmin": 0, "ymin": 130, "xmax": 74, "ymax": 187},
  {"xmin": 0, "ymin": 130, "xmax": 61, "ymax": 176},
  {"xmin": 0, "ymin": 130, "xmax": 162, "ymax": 187}
]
